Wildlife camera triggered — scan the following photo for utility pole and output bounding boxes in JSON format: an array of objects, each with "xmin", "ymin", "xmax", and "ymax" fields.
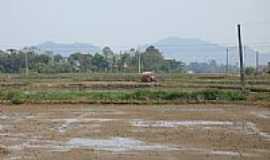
[
  {"xmin": 137, "ymin": 46, "xmax": 142, "ymax": 73},
  {"xmin": 25, "ymin": 51, "xmax": 29, "ymax": 76},
  {"xmin": 119, "ymin": 51, "xmax": 122, "ymax": 72},
  {"xmin": 237, "ymin": 24, "xmax": 245, "ymax": 91},
  {"xmin": 226, "ymin": 48, "xmax": 229, "ymax": 74},
  {"xmin": 256, "ymin": 51, "xmax": 259, "ymax": 75},
  {"xmin": 138, "ymin": 53, "xmax": 141, "ymax": 73}
]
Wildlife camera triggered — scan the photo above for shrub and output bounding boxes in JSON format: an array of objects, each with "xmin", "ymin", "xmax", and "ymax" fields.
[
  {"xmin": 245, "ymin": 67, "xmax": 256, "ymax": 75},
  {"xmin": 8, "ymin": 92, "xmax": 27, "ymax": 104}
]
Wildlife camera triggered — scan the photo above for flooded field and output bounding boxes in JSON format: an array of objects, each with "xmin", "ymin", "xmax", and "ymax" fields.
[{"xmin": 0, "ymin": 104, "xmax": 269, "ymax": 160}]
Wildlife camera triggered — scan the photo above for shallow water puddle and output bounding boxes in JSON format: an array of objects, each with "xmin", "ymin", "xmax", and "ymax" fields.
[
  {"xmin": 53, "ymin": 118, "xmax": 119, "ymax": 133},
  {"xmin": 52, "ymin": 118, "xmax": 119, "ymax": 123},
  {"xmin": 244, "ymin": 122, "xmax": 270, "ymax": 140},
  {"xmin": 66, "ymin": 137, "xmax": 178, "ymax": 152},
  {"xmin": 5, "ymin": 137, "xmax": 259, "ymax": 158},
  {"xmin": 209, "ymin": 151, "xmax": 242, "ymax": 156},
  {"xmin": 130, "ymin": 120, "xmax": 234, "ymax": 128},
  {"xmin": 130, "ymin": 120, "xmax": 270, "ymax": 140},
  {"xmin": 0, "ymin": 114, "xmax": 9, "ymax": 120},
  {"xmin": 251, "ymin": 111, "xmax": 270, "ymax": 119},
  {"xmin": 176, "ymin": 147, "xmax": 258, "ymax": 157},
  {"xmin": 4, "ymin": 156, "xmax": 33, "ymax": 160},
  {"xmin": 1, "ymin": 130, "xmax": 262, "ymax": 158},
  {"xmin": 5, "ymin": 137, "xmax": 177, "ymax": 152},
  {"xmin": 8, "ymin": 140, "xmax": 66, "ymax": 152},
  {"xmin": 159, "ymin": 108, "xmax": 224, "ymax": 112}
]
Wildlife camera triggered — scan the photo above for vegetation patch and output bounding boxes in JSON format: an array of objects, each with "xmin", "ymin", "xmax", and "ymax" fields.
[{"xmin": 0, "ymin": 89, "xmax": 247, "ymax": 105}]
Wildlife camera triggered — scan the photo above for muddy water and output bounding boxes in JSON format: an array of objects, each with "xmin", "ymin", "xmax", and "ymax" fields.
[
  {"xmin": 0, "ymin": 104, "xmax": 269, "ymax": 160},
  {"xmin": 130, "ymin": 119, "xmax": 234, "ymax": 128},
  {"xmin": 66, "ymin": 137, "xmax": 178, "ymax": 152},
  {"xmin": 130, "ymin": 120, "xmax": 270, "ymax": 141},
  {"xmin": 251, "ymin": 111, "xmax": 270, "ymax": 119}
]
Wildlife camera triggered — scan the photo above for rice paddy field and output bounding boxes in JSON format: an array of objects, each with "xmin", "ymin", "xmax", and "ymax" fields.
[
  {"xmin": 0, "ymin": 73, "xmax": 269, "ymax": 160},
  {"xmin": 0, "ymin": 104, "xmax": 270, "ymax": 160},
  {"xmin": 0, "ymin": 73, "xmax": 269, "ymax": 104}
]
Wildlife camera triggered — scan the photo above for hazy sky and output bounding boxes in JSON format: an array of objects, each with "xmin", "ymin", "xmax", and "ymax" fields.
[{"xmin": 0, "ymin": 0, "xmax": 269, "ymax": 50}]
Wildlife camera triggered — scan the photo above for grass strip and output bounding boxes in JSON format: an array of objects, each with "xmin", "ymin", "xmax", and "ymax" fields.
[{"xmin": 0, "ymin": 89, "xmax": 247, "ymax": 104}]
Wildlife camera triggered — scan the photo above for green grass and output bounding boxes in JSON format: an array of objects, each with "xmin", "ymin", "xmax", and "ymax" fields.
[
  {"xmin": 0, "ymin": 73, "xmax": 269, "ymax": 105},
  {"xmin": 0, "ymin": 89, "xmax": 247, "ymax": 104}
]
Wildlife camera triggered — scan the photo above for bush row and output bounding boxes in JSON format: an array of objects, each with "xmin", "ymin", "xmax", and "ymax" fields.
[{"xmin": 0, "ymin": 89, "xmax": 247, "ymax": 105}]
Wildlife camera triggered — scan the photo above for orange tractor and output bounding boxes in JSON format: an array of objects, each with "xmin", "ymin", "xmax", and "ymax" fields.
[{"xmin": 141, "ymin": 72, "xmax": 158, "ymax": 82}]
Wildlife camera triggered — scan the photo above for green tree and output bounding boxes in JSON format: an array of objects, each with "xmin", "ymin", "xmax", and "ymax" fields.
[
  {"xmin": 102, "ymin": 47, "xmax": 114, "ymax": 72},
  {"xmin": 161, "ymin": 59, "xmax": 185, "ymax": 73},
  {"xmin": 54, "ymin": 54, "xmax": 64, "ymax": 63},
  {"xmin": 68, "ymin": 53, "xmax": 93, "ymax": 72},
  {"xmin": 268, "ymin": 62, "xmax": 270, "ymax": 74},
  {"xmin": 119, "ymin": 53, "xmax": 132, "ymax": 72},
  {"xmin": 142, "ymin": 46, "xmax": 164, "ymax": 72},
  {"xmin": 91, "ymin": 53, "xmax": 108, "ymax": 72}
]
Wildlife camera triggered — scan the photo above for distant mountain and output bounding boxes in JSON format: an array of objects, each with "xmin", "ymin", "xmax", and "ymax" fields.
[
  {"xmin": 35, "ymin": 41, "xmax": 101, "ymax": 57},
  {"xmin": 149, "ymin": 37, "xmax": 270, "ymax": 66}
]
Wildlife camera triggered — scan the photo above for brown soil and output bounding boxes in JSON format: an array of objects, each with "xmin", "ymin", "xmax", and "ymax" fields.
[
  {"xmin": 0, "ymin": 81, "xmax": 160, "ymax": 90},
  {"xmin": 0, "ymin": 104, "xmax": 269, "ymax": 160}
]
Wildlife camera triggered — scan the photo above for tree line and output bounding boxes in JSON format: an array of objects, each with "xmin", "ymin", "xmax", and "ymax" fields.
[
  {"xmin": 0, "ymin": 46, "xmax": 185, "ymax": 74},
  {"xmin": 0, "ymin": 46, "xmax": 268, "ymax": 74}
]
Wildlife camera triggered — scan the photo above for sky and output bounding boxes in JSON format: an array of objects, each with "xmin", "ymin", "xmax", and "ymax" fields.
[{"xmin": 0, "ymin": 0, "xmax": 269, "ymax": 51}]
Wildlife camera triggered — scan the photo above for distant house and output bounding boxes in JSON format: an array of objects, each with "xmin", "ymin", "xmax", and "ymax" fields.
[
  {"xmin": 6, "ymin": 49, "xmax": 18, "ymax": 54},
  {"xmin": 187, "ymin": 70, "xmax": 194, "ymax": 74}
]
